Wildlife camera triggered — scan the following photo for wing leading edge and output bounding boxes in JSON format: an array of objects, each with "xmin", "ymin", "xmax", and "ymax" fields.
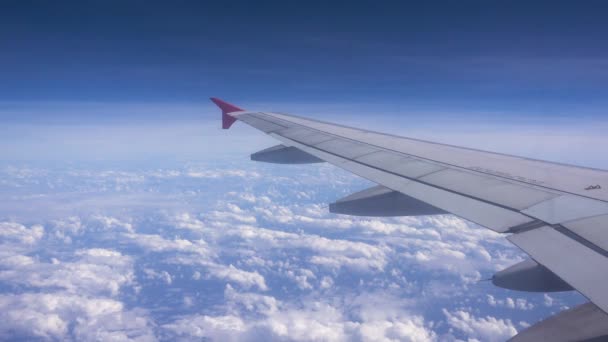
[{"xmin": 212, "ymin": 98, "xmax": 608, "ymax": 341}]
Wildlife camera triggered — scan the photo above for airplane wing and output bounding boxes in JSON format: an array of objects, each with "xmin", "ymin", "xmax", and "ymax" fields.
[{"xmin": 212, "ymin": 97, "xmax": 608, "ymax": 341}]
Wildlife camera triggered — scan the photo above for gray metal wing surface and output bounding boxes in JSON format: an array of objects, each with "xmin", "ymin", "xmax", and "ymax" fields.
[{"xmin": 212, "ymin": 98, "xmax": 608, "ymax": 341}]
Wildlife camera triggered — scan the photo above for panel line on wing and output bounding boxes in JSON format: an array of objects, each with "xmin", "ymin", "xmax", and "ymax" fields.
[
  {"xmin": 270, "ymin": 132, "xmax": 537, "ymax": 232},
  {"xmin": 554, "ymin": 225, "xmax": 608, "ymax": 258},
  {"xmin": 270, "ymin": 132, "xmax": 544, "ymax": 216},
  {"xmin": 243, "ymin": 114, "xmax": 606, "ymax": 235},
  {"xmin": 258, "ymin": 112, "xmax": 607, "ymax": 204},
  {"xmin": 264, "ymin": 111, "xmax": 608, "ymax": 174},
  {"xmin": 278, "ymin": 134, "xmax": 530, "ymax": 231}
]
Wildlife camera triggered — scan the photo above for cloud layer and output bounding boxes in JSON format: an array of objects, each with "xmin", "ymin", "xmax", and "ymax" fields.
[{"xmin": 0, "ymin": 162, "xmax": 584, "ymax": 341}]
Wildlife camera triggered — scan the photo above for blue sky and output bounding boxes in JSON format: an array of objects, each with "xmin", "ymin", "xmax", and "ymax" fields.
[
  {"xmin": 1, "ymin": 1, "xmax": 607, "ymax": 167},
  {"xmin": 0, "ymin": 161, "xmax": 585, "ymax": 341},
  {"xmin": 1, "ymin": 1, "xmax": 608, "ymax": 117}
]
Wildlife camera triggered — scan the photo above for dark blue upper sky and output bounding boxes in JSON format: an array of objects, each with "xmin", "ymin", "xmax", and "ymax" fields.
[{"xmin": 2, "ymin": 1, "xmax": 608, "ymax": 116}]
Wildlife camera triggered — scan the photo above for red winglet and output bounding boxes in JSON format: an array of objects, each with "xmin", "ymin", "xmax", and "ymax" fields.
[{"xmin": 210, "ymin": 97, "xmax": 244, "ymax": 129}]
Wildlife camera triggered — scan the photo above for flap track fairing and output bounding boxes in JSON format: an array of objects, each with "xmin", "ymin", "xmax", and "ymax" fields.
[
  {"xmin": 492, "ymin": 258, "xmax": 573, "ymax": 292},
  {"xmin": 329, "ymin": 185, "xmax": 447, "ymax": 217},
  {"xmin": 251, "ymin": 144, "xmax": 324, "ymax": 164}
]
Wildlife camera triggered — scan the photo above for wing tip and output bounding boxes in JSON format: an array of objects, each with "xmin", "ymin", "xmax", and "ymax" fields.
[{"xmin": 210, "ymin": 97, "xmax": 243, "ymax": 129}]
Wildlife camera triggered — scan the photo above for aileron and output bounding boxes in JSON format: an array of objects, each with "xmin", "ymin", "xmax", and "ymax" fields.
[{"xmin": 509, "ymin": 226, "xmax": 608, "ymax": 314}]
